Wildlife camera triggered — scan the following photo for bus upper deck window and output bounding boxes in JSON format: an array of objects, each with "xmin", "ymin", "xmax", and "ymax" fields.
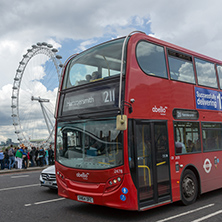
[
  {"xmin": 217, "ymin": 65, "xmax": 222, "ymax": 89},
  {"xmin": 136, "ymin": 41, "xmax": 168, "ymax": 79},
  {"xmin": 62, "ymin": 38, "xmax": 125, "ymax": 89},
  {"xmin": 195, "ymin": 58, "xmax": 218, "ymax": 88},
  {"xmin": 168, "ymin": 50, "xmax": 195, "ymax": 84}
]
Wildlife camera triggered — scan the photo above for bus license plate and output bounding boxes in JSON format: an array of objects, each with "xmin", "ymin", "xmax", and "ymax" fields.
[{"xmin": 77, "ymin": 195, "xmax": 94, "ymax": 203}]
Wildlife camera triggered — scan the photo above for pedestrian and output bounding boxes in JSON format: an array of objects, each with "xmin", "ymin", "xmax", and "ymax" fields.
[
  {"xmin": 15, "ymin": 147, "xmax": 23, "ymax": 169},
  {"xmin": 39, "ymin": 147, "xmax": 45, "ymax": 167},
  {"xmin": 3, "ymin": 149, "xmax": 9, "ymax": 169},
  {"xmin": 29, "ymin": 147, "xmax": 35, "ymax": 167},
  {"xmin": 48, "ymin": 145, "xmax": 54, "ymax": 165},
  {"xmin": 14, "ymin": 147, "xmax": 18, "ymax": 169},
  {"xmin": 35, "ymin": 147, "xmax": 40, "ymax": 166},
  {"xmin": 8, "ymin": 145, "xmax": 16, "ymax": 170},
  {"xmin": 0, "ymin": 150, "xmax": 4, "ymax": 170},
  {"xmin": 45, "ymin": 148, "xmax": 49, "ymax": 165},
  {"xmin": 23, "ymin": 147, "xmax": 28, "ymax": 169}
]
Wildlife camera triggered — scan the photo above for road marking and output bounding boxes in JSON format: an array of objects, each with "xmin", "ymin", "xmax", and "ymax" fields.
[
  {"xmin": 25, "ymin": 198, "xmax": 65, "ymax": 207},
  {"xmin": 0, "ymin": 184, "xmax": 39, "ymax": 192},
  {"xmin": 11, "ymin": 175, "xmax": 29, "ymax": 178},
  {"xmin": 191, "ymin": 210, "xmax": 222, "ymax": 222},
  {"xmin": 156, "ymin": 204, "xmax": 215, "ymax": 222}
]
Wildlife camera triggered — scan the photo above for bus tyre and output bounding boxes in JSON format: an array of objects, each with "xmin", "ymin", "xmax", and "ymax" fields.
[{"xmin": 181, "ymin": 169, "xmax": 198, "ymax": 205}]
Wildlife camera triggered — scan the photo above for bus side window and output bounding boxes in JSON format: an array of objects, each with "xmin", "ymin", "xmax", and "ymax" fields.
[
  {"xmin": 202, "ymin": 123, "xmax": 222, "ymax": 152},
  {"xmin": 174, "ymin": 122, "xmax": 200, "ymax": 155},
  {"xmin": 195, "ymin": 58, "xmax": 218, "ymax": 88},
  {"xmin": 168, "ymin": 50, "xmax": 195, "ymax": 84},
  {"xmin": 136, "ymin": 41, "xmax": 168, "ymax": 78}
]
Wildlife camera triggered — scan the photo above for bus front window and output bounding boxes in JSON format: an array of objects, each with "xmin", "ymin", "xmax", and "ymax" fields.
[
  {"xmin": 56, "ymin": 118, "xmax": 123, "ymax": 169},
  {"xmin": 63, "ymin": 38, "xmax": 125, "ymax": 89}
]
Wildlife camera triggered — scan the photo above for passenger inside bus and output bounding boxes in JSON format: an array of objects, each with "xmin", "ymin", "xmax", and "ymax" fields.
[
  {"xmin": 194, "ymin": 137, "xmax": 201, "ymax": 152},
  {"xmin": 85, "ymin": 74, "xmax": 92, "ymax": 82},
  {"xmin": 175, "ymin": 142, "xmax": 186, "ymax": 154},
  {"xmin": 206, "ymin": 135, "xmax": 217, "ymax": 150},
  {"xmin": 187, "ymin": 140, "xmax": 195, "ymax": 152},
  {"xmin": 91, "ymin": 71, "xmax": 102, "ymax": 81}
]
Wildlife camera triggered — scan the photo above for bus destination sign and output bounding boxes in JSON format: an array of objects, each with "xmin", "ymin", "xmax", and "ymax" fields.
[
  {"xmin": 195, "ymin": 87, "xmax": 222, "ymax": 111},
  {"xmin": 173, "ymin": 109, "xmax": 199, "ymax": 120},
  {"xmin": 62, "ymin": 82, "xmax": 119, "ymax": 116}
]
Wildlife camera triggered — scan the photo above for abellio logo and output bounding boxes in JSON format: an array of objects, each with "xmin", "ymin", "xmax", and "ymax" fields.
[
  {"xmin": 76, "ymin": 172, "xmax": 89, "ymax": 180},
  {"xmin": 152, "ymin": 105, "xmax": 168, "ymax": 116}
]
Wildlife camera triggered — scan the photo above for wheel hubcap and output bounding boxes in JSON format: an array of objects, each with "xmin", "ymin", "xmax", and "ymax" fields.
[{"xmin": 183, "ymin": 177, "xmax": 195, "ymax": 198}]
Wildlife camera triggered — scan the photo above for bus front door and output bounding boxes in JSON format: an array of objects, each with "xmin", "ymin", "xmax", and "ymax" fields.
[{"xmin": 135, "ymin": 121, "xmax": 171, "ymax": 209}]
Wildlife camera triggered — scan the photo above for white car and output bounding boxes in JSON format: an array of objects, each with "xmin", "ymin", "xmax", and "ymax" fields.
[{"xmin": 40, "ymin": 165, "xmax": 57, "ymax": 189}]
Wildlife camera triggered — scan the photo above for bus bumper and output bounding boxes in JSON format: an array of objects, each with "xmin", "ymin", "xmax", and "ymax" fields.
[{"xmin": 57, "ymin": 173, "xmax": 138, "ymax": 211}]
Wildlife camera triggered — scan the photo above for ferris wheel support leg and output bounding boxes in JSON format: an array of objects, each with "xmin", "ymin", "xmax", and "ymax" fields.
[{"xmin": 40, "ymin": 102, "xmax": 52, "ymax": 135}]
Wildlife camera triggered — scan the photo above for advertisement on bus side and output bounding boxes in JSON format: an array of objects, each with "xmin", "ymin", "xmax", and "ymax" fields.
[{"xmin": 195, "ymin": 87, "xmax": 222, "ymax": 111}]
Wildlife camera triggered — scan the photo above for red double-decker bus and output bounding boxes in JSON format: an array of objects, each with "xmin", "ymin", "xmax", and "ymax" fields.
[{"xmin": 55, "ymin": 31, "xmax": 222, "ymax": 211}]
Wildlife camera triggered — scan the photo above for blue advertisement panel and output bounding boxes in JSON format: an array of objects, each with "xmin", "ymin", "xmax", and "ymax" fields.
[{"xmin": 195, "ymin": 87, "xmax": 222, "ymax": 111}]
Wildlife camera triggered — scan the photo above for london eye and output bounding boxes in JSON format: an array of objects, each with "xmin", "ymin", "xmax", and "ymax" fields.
[{"xmin": 11, "ymin": 42, "xmax": 63, "ymax": 147}]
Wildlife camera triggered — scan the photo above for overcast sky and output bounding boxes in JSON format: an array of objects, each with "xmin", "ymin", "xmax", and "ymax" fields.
[{"xmin": 1, "ymin": 0, "xmax": 222, "ymax": 143}]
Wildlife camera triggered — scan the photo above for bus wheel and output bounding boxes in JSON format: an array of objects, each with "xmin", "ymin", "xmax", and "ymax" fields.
[{"xmin": 181, "ymin": 169, "xmax": 198, "ymax": 205}]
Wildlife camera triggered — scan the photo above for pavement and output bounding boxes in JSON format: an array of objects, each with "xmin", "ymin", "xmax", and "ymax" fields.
[{"xmin": 0, "ymin": 166, "xmax": 48, "ymax": 174}]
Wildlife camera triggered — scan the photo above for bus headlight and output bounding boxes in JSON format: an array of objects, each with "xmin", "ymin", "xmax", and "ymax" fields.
[
  {"xmin": 57, "ymin": 171, "xmax": 67, "ymax": 187},
  {"xmin": 104, "ymin": 175, "xmax": 123, "ymax": 193}
]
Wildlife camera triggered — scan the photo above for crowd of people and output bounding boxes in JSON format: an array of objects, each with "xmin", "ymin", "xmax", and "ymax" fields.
[{"xmin": 0, "ymin": 144, "xmax": 54, "ymax": 170}]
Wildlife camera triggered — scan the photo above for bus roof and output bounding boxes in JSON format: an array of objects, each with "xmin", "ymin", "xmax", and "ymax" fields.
[{"xmin": 130, "ymin": 32, "xmax": 222, "ymax": 65}]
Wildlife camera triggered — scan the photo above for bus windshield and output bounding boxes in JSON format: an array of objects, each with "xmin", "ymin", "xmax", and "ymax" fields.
[
  {"xmin": 63, "ymin": 38, "xmax": 125, "ymax": 89},
  {"xmin": 56, "ymin": 118, "xmax": 123, "ymax": 169}
]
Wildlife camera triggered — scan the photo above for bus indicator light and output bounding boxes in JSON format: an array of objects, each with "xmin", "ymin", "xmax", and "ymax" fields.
[
  {"xmin": 122, "ymin": 187, "xmax": 128, "ymax": 194},
  {"xmin": 120, "ymin": 194, "xmax": 126, "ymax": 201},
  {"xmin": 175, "ymin": 164, "xmax": 179, "ymax": 172},
  {"xmin": 105, "ymin": 175, "xmax": 123, "ymax": 193}
]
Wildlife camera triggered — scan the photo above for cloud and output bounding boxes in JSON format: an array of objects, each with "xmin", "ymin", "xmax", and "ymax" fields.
[
  {"xmin": 0, "ymin": 84, "xmax": 16, "ymax": 141},
  {"xmin": 2, "ymin": 0, "xmax": 222, "ymax": 143},
  {"xmin": 78, "ymin": 39, "xmax": 98, "ymax": 52},
  {"xmin": 148, "ymin": 0, "xmax": 222, "ymax": 59},
  {"xmin": 0, "ymin": 84, "xmax": 13, "ymax": 122},
  {"xmin": 0, "ymin": 0, "xmax": 151, "ymax": 89}
]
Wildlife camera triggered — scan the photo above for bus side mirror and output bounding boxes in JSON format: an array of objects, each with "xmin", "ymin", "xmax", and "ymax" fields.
[{"xmin": 116, "ymin": 115, "xmax": 127, "ymax": 131}]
